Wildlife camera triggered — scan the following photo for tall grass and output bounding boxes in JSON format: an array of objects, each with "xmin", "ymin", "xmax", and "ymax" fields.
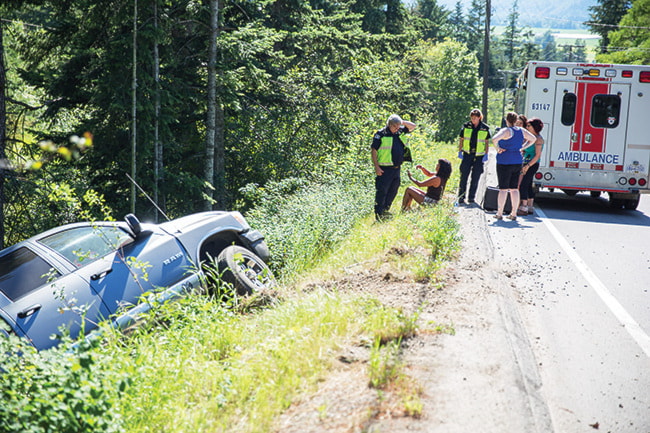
[
  {"xmin": 97, "ymin": 292, "xmax": 416, "ymax": 433},
  {"xmin": 242, "ymin": 149, "xmax": 374, "ymax": 280}
]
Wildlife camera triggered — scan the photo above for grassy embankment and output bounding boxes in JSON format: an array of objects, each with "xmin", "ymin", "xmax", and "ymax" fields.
[
  {"xmin": 1, "ymin": 134, "xmax": 461, "ymax": 433},
  {"xmin": 106, "ymin": 134, "xmax": 462, "ymax": 432}
]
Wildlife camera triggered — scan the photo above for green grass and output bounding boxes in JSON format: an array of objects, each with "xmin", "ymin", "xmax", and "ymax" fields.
[
  {"xmin": 297, "ymin": 142, "xmax": 461, "ymax": 286},
  {"xmin": 97, "ymin": 291, "xmax": 422, "ymax": 433}
]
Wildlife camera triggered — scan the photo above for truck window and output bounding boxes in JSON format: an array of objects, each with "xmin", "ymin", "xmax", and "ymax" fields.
[
  {"xmin": 0, "ymin": 247, "xmax": 60, "ymax": 301},
  {"xmin": 591, "ymin": 94, "xmax": 621, "ymax": 128},
  {"xmin": 39, "ymin": 226, "xmax": 133, "ymax": 268},
  {"xmin": 561, "ymin": 92, "xmax": 577, "ymax": 126}
]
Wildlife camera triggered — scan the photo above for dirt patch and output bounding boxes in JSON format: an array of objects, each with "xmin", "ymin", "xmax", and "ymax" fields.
[{"xmin": 273, "ymin": 206, "xmax": 542, "ymax": 432}]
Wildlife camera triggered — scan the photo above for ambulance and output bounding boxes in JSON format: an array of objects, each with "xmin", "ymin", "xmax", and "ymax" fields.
[{"xmin": 515, "ymin": 61, "xmax": 650, "ymax": 210}]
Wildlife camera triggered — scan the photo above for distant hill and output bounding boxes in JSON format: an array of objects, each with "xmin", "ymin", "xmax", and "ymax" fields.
[{"xmin": 408, "ymin": 0, "xmax": 599, "ymax": 29}]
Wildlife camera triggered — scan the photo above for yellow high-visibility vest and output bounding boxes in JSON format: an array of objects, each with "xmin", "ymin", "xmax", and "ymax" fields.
[
  {"xmin": 462, "ymin": 128, "xmax": 489, "ymax": 155},
  {"xmin": 377, "ymin": 136, "xmax": 395, "ymax": 166}
]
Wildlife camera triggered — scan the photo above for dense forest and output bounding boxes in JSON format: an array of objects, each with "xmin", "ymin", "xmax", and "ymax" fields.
[{"xmin": 0, "ymin": 0, "xmax": 645, "ymax": 248}]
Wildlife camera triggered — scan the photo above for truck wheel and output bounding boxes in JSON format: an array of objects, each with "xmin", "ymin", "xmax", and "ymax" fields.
[
  {"xmin": 217, "ymin": 245, "xmax": 275, "ymax": 296},
  {"xmin": 609, "ymin": 198, "xmax": 624, "ymax": 209},
  {"xmin": 624, "ymin": 197, "xmax": 640, "ymax": 210}
]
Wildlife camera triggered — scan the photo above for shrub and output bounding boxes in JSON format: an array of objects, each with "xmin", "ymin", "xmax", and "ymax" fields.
[{"xmin": 0, "ymin": 336, "xmax": 126, "ymax": 433}]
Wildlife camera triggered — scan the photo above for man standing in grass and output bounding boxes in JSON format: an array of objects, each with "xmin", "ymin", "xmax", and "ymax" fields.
[
  {"xmin": 371, "ymin": 114, "xmax": 416, "ymax": 221},
  {"xmin": 457, "ymin": 108, "xmax": 490, "ymax": 205}
]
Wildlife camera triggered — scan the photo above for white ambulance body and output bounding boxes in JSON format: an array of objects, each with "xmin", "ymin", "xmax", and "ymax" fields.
[{"xmin": 516, "ymin": 61, "xmax": 650, "ymax": 209}]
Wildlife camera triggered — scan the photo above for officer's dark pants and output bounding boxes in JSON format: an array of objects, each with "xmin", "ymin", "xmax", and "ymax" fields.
[
  {"xmin": 374, "ymin": 166, "xmax": 400, "ymax": 217},
  {"xmin": 458, "ymin": 153, "xmax": 484, "ymax": 202}
]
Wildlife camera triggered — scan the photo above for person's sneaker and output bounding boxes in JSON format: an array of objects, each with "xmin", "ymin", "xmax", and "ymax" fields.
[{"xmin": 457, "ymin": 199, "xmax": 465, "ymax": 206}]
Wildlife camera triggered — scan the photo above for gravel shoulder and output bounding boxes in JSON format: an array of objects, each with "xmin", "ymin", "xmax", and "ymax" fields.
[{"xmin": 275, "ymin": 206, "xmax": 554, "ymax": 433}]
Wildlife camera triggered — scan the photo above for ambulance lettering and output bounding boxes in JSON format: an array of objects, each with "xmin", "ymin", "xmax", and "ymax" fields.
[{"xmin": 556, "ymin": 151, "xmax": 620, "ymax": 165}]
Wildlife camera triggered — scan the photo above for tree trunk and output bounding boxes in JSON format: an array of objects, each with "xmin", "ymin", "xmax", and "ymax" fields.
[
  {"xmin": 153, "ymin": 0, "xmax": 164, "ymax": 221},
  {"xmin": 213, "ymin": 0, "xmax": 225, "ymax": 210},
  {"xmin": 0, "ymin": 24, "xmax": 6, "ymax": 249},
  {"xmin": 214, "ymin": 101, "xmax": 225, "ymax": 209},
  {"xmin": 131, "ymin": 0, "xmax": 138, "ymax": 214},
  {"xmin": 204, "ymin": 0, "xmax": 218, "ymax": 211}
]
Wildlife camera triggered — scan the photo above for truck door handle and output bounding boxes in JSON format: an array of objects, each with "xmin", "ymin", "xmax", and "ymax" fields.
[
  {"xmin": 571, "ymin": 133, "xmax": 578, "ymax": 142},
  {"xmin": 18, "ymin": 304, "xmax": 42, "ymax": 319},
  {"xmin": 585, "ymin": 133, "xmax": 592, "ymax": 144},
  {"xmin": 90, "ymin": 268, "xmax": 113, "ymax": 280}
]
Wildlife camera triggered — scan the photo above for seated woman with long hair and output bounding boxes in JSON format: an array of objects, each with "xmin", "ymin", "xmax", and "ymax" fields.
[{"xmin": 401, "ymin": 158, "xmax": 453, "ymax": 211}]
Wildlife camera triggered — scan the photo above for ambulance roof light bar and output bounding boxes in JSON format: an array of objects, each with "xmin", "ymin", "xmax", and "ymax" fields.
[{"xmin": 640, "ymin": 71, "xmax": 650, "ymax": 83}]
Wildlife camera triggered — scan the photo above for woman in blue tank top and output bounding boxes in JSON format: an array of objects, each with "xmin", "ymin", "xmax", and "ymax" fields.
[{"xmin": 491, "ymin": 112, "xmax": 537, "ymax": 221}]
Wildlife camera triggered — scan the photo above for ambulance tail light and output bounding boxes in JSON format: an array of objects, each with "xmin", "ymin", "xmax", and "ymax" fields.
[
  {"xmin": 639, "ymin": 178, "xmax": 647, "ymax": 187},
  {"xmin": 534, "ymin": 172, "xmax": 543, "ymax": 180},
  {"xmin": 535, "ymin": 67, "xmax": 551, "ymax": 79},
  {"xmin": 640, "ymin": 71, "xmax": 650, "ymax": 83},
  {"xmin": 629, "ymin": 178, "xmax": 637, "ymax": 186}
]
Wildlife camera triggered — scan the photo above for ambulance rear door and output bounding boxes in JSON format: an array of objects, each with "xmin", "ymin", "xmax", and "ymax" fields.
[{"xmin": 551, "ymin": 76, "xmax": 630, "ymax": 188}]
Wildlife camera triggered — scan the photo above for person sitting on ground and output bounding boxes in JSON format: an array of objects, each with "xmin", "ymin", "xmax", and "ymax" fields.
[{"xmin": 401, "ymin": 158, "xmax": 453, "ymax": 211}]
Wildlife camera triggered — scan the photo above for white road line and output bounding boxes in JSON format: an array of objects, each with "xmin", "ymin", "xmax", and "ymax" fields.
[{"xmin": 537, "ymin": 207, "xmax": 650, "ymax": 358}]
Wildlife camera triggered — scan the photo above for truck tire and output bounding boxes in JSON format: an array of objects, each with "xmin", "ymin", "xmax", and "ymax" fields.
[
  {"xmin": 624, "ymin": 197, "xmax": 640, "ymax": 210},
  {"xmin": 609, "ymin": 198, "xmax": 624, "ymax": 209},
  {"xmin": 217, "ymin": 245, "xmax": 275, "ymax": 296}
]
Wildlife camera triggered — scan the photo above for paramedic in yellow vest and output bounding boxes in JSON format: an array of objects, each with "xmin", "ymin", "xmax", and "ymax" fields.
[
  {"xmin": 457, "ymin": 108, "xmax": 491, "ymax": 205},
  {"xmin": 371, "ymin": 114, "xmax": 416, "ymax": 220}
]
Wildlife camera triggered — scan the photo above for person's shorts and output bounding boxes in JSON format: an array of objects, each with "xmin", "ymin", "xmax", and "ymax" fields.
[
  {"xmin": 422, "ymin": 196, "xmax": 438, "ymax": 205},
  {"xmin": 496, "ymin": 164, "xmax": 521, "ymax": 189}
]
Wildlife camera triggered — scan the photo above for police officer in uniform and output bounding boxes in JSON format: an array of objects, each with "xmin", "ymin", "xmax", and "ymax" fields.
[
  {"xmin": 371, "ymin": 114, "xmax": 416, "ymax": 220},
  {"xmin": 457, "ymin": 108, "xmax": 491, "ymax": 205}
]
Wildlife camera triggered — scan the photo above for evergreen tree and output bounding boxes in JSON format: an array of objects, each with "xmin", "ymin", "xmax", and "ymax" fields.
[
  {"xmin": 503, "ymin": 0, "xmax": 522, "ymax": 66},
  {"xmin": 466, "ymin": 0, "xmax": 486, "ymax": 56},
  {"xmin": 448, "ymin": 0, "xmax": 466, "ymax": 45},
  {"xmin": 540, "ymin": 31, "xmax": 558, "ymax": 61},
  {"xmin": 412, "ymin": 0, "xmax": 451, "ymax": 42},
  {"xmin": 586, "ymin": 0, "xmax": 632, "ymax": 54},
  {"xmin": 598, "ymin": 0, "xmax": 650, "ymax": 64}
]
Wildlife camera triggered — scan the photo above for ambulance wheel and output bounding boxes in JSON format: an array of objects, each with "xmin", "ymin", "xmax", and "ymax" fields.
[
  {"xmin": 624, "ymin": 197, "xmax": 640, "ymax": 210},
  {"xmin": 609, "ymin": 198, "xmax": 624, "ymax": 209},
  {"xmin": 590, "ymin": 191, "xmax": 601, "ymax": 198}
]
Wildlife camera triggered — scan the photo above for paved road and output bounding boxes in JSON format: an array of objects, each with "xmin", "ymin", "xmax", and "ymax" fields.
[
  {"xmin": 483, "ymin": 189, "xmax": 650, "ymax": 433},
  {"xmin": 471, "ymin": 148, "xmax": 650, "ymax": 432}
]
